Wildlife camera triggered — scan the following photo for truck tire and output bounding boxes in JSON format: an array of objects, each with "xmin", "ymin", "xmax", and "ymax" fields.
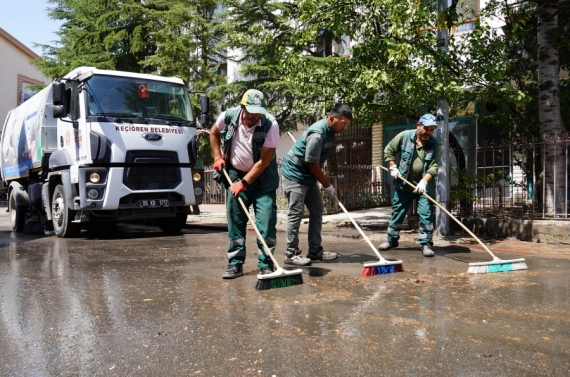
[
  {"xmin": 52, "ymin": 184, "xmax": 81, "ymax": 238},
  {"xmin": 9, "ymin": 190, "xmax": 26, "ymax": 232},
  {"xmin": 159, "ymin": 210, "xmax": 188, "ymax": 233}
]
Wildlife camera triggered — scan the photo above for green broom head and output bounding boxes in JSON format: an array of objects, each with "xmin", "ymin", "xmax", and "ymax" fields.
[
  {"xmin": 255, "ymin": 274, "xmax": 303, "ymax": 290},
  {"xmin": 361, "ymin": 260, "xmax": 404, "ymax": 276},
  {"xmin": 255, "ymin": 267, "xmax": 303, "ymax": 290},
  {"xmin": 468, "ymin": 258, "xmax": 527, "ymax": 274}
]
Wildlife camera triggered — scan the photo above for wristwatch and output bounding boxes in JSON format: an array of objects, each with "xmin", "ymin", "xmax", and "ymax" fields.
[{"xmin": 241, "ymin": 179, "xmax": 249, "ymax": 188}]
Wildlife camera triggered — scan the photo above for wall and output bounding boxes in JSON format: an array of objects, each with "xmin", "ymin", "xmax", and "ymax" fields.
[{"xmin": 0, "ymin": 28, "xmax": 51, "ymax": 128}]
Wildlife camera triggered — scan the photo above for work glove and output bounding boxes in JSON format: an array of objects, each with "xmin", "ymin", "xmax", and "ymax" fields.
[
  {"xmin": 413, "ymin": 179, "xmax": 428, "ymax": 194},
  {"xmin": 213, "ymin": 156, "xmax": 225, "ymax": 173},
  {"xmin": 389, "ymin": 165, "xmax": 399, "ymax": 179},
  {"xmin": 230, "ymin": 180, "xmax": 247, "ymax": 197},
  {"xmin": 323, "ymin": 184, "xmax": 336, "ymax": 198}
]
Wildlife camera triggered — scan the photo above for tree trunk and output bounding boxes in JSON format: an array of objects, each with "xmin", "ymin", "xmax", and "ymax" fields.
[{"xmin": 537, "ymin": 0, "xmax": 565, "ymax": 216}]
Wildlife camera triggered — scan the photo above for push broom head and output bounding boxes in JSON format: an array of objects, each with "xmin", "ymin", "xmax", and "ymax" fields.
[
  {"xmin": 361, "ymin": 260, "xmax": 404, "ymax": 276},
  {"xmin": 255, "ymin": 267, "xmax": 304, "ymax": 290},
  {"xmin": 468, "ymin": 258, "xmax": 527, "ymax": 274}
]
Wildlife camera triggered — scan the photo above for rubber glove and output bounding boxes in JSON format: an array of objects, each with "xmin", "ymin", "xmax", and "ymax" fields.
[
  {"xmin": 414, "ymin": 179, "xmax": 428, "ymax": 194},
  {"xmin": 389, "ymin": 165, "xmax": 399, "ymax": 178},
  {"xmin": 323, "ymin": 184, "xmax": 335, "ymax": 198},
  {"xmin": 230, "ymin": 180, "xmax": 247, "ymax": 197},
  {"xmin": 214, "ymin": 156, "xmax": 225, "ymax": 173}
]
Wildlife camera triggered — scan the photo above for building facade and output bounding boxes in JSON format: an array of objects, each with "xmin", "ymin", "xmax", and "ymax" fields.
[{"xmin": 0, "ymin": 27, "xmax": 51, "ymax": 130}]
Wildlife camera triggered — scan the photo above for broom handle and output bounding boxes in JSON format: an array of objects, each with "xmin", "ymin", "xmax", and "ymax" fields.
[
  {"xmin": 222, "ymin": 169, "xmax": 281, "ymax": 268},
  {"xmin": 286, "ymin": 132, "xmax": 387, "ymax": 261},
  {"xmin": 335, "ymin": 195, "xmax": 388, "ymax": 261},
  {"xmin": 377, "ymin": 165, "xmax": 498, "ymax": 260}
]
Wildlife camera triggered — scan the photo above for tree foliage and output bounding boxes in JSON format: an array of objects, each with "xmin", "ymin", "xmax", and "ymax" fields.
[
  {"xmin": 35, "ymin": 0, "xmax": 226, "ymax": 94},
  {"xmin": 218, "ymin": 0, "xmax": 569, "ymax": 136},
  {"xmin": 218, "ymin": 0, "xmax": 502, "ymax": 128},
  {"xmin": 34, "ymin": 0, "xmax": 229, "ymax": 165},
  {"xmin": 35, "ymin": 0, "xmax": 157, "ymax": 78}
]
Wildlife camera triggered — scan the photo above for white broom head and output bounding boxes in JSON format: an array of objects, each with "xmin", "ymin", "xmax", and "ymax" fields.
[{"xmin": 468, "ymin": 258, "xmax": 527, "ymax": 274}]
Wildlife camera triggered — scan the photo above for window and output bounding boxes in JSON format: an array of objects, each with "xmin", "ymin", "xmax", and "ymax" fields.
[
  {"xmin": 17, "ymin": 75, "xmax": 45, "ymax": 105},
  {"xmin": 454, "ymin": 21, "xmax": 475, "ymax": 34}
]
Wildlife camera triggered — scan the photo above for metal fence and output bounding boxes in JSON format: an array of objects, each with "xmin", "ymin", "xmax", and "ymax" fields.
[
  {"xmin": 449, "ymin": 133, "xmax": 570, "ymax": 220},
  {"xmin": 202, "ymin": 163, "xmax": 392, "ymax": 214},
  {"xmin": 202, "ymin": 132, "xmax": 570, "ymax": 220}
]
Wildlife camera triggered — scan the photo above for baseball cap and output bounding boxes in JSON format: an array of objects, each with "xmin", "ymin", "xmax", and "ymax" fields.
[
  {"xmin": 240, "ymin": 89, "xmax": 267, "ymax": 115},
  {"xmin": 419, "ymin": 113, "xmax": 437, "ymax": 127}
]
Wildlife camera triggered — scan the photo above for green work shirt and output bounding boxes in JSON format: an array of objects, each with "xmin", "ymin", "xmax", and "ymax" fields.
[{"xmin": 384, "ymin": 131, "xmax": 442, "ymax": 192}]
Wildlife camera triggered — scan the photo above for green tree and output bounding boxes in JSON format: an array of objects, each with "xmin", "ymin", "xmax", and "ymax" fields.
[
  {"xmin": 213, "ymin": 0, "xmax": 306, "ymax": 133},
  {"xmin": 222, "ymin": 0, "xmax": 568, "ymax": 215},
  {"xmin": 220, "ymin": 0, "xmax": 480, "ymax": 128},
  {"xmin": 461, "ymin": 0, "xmax": 570, "ymax": 216},
  {"xmin": 33, "ymin": 0, "xmax": 228, "ymax": 165},
  {"xmin": 34, "ymin": 0, "xmax": 157, "ymax": 78}
]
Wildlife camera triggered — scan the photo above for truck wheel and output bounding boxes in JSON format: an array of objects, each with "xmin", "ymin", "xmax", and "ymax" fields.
[
  {"xmin": 9, "ymin": 190, "xmax": 26, "ymax": 232},
  {"xmin": 52, "ymin": 184, "xmax": 81, "ymax": 238},
  {"xmin": 159, "ymin": 210, "xmax": 188, "ymax": 233}
]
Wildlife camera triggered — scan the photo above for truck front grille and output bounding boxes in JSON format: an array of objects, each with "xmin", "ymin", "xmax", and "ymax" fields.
[{"xmin": 123, "ymin": 151, "xmax": 181, "ymax": 190}]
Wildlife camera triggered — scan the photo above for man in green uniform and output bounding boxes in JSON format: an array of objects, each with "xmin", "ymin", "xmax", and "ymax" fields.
[
  {"xmin": 209, "ymin": 89, "xmax": 280, "ymax": 278},
  {"xmin": 378, "ymin": 114, "xmax": 442, "ymax": 257},
  {"xmin": 281, "ymin": 104, "xmax": 353, "ymax": 265}
]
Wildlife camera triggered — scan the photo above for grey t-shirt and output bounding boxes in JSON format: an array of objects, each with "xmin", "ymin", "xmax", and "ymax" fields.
[{"xmin": 304, "ymin": 133, "xmax": 323, "ymax": 164}]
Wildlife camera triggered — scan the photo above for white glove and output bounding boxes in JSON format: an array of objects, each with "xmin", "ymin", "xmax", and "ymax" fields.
[
  {"xmin": 323, "ymin": 184, "xmax": 336, "ymax": 198},
  {"xmin": 389, "ymin": 165, "xmax": 399, "ymax": 178},
  {"xmin": 414, "ymin": 179, "xmax": 428, "ymax": 194}
]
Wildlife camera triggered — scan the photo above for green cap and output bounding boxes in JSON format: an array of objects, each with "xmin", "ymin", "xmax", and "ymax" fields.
[{"xmin": 240, "ymin": 89, "xmax": 267, "ymax": 115}]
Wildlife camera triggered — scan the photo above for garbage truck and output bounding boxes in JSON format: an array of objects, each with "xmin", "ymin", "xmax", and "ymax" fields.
[{"xmin": 1, "ymin": 67, "xmax": 208, "ymax": 237}]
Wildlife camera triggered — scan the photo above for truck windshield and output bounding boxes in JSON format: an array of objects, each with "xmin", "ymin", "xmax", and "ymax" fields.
[{"xmin": 85, "ymin": 75, "xmax": 195, "ymax": 124}]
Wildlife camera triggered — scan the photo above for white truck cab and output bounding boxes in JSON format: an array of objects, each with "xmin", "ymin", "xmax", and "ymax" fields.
[{"xmin": 1, "ymin": 67, "xmax": 208, "ymax": 237}]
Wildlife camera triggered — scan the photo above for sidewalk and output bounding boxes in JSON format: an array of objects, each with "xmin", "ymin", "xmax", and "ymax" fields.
[{"xmin": 194, "ymin": 204, "xmax": 570, "ymax": 260}]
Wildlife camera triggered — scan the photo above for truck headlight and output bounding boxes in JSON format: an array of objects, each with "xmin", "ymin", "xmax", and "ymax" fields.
[
  {"xmin": 90, "ymin": 172, "xmax": 101, "ymax": 183},
  {"xmin": 192, "ymin": 172, "xmax": 202, "ymax": 182}
]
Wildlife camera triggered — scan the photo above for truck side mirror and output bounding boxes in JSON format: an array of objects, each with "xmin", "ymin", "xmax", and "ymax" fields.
[
  {"xmin": 200, "ymin": 95, "xmax": 210, "ymax": 127},
  {"xmin": 200, "ymin": 95, "xmax": 210, "ymax": 113},
  {"xmin": 53, "ymin": 105, "xmax": 66, "ymax": 118},
  {"xmin": 52, "ymin": 82, "xmax": 66, "ymax": 106},
  {"xmin": 200, "ymin": 114, "xmax": 208, "ymax": 127}
]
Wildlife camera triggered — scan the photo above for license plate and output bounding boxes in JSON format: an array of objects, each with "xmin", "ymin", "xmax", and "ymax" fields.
[{"xmin": 138, "ymin": 199, "xmax": 169, "ymax": 208}]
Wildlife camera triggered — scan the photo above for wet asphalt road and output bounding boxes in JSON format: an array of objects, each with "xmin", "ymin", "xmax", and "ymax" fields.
[{"xmin": 0, "ymin": 213, "xmax": 569, "ymax": 377}]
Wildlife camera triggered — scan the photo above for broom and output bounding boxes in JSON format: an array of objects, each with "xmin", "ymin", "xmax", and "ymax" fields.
[
  {"xmin": 378, "ymin": 165, "xmax": 527, "ymax": 273},
  {"xmin": 222, "ymin": 169, "xmax": 303, "ymax": 290},
  {"xmin": 338, "ymin": 196, "xmax": 404, "ymax": 276},
  {"xmin": 286, "ymin": 132, "xmax": 403, "ymax": 276}
]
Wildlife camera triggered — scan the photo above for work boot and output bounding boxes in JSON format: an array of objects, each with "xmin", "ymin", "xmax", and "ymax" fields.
[
  {"xmin": 307, "ymin": 246, "xmax": 338, "ymax": 262},
  {"xmin": 259, "ymin": 266, "xmax": 275, "ymax": 275},
  {"xmin": 222, "ymin": 264, "xmax": 244, "ymax": 279},
  {"xmin": 421, "ymin": 244, "xmax": 435, "ymax": 257},
  {"xmin": 378, "ymin": 240, "xmax": 399, "ymax": 251},
  {"xmin": 284, "ymin": 248, "xmax": 312, "ymax": 266}
]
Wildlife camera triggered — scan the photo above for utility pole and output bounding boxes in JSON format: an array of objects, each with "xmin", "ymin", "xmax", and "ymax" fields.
[{"xmin": 435, "ymin": 0, "xmax": 450, "ymax": 236}]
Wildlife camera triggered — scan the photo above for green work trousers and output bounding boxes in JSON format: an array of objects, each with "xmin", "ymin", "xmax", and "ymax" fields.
[
  {"xmin": 226, "ymin": 178, "xmax": 277, "ymax": 269},
  {"xmin": 387, "ymin": 190, "xmax": 434, "ymax": 245}
]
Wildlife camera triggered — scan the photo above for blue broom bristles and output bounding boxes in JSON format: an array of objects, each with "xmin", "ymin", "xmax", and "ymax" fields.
[
  {"xmin": 361, "ymin": 263, "xmax": 404, "ymax": 276},
  {"xmin": 255, "ymin": 274, "xmax": 304, "ymax": 290},
  {"xmin": 487, "ymin": 263, "xmax": 515, "ymax": 272}
]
